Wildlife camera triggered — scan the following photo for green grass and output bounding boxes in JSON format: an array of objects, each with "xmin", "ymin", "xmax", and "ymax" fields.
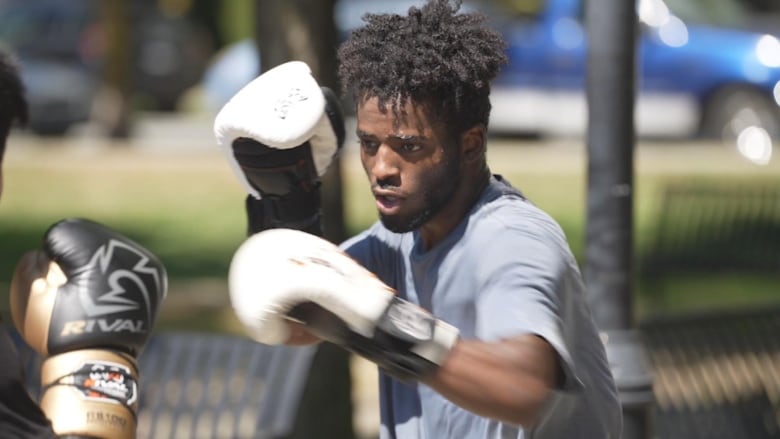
[
  {"xmin": 0, "ymin": 150, "xmax": 247, "ymax": 280},
  {"xmin": 1, "ymin": 138, "xmax": 778, "ymax": 330}
]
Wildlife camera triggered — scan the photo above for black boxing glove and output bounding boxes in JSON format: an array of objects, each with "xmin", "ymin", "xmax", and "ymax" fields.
[
  {"xmin": 214, "ymin": 61, "xmax": 345, "ymax": 236},
  {"xmin": 10, "ymin": 218, "xmax": 167, "ymax": 439}
]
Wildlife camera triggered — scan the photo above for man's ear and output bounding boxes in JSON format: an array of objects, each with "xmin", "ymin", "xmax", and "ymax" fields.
[{"xmin": 460, "ymin": 124, "xmax": 487, "ymax": 163}]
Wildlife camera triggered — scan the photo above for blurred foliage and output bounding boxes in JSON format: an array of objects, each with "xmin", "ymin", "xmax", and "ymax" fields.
[
  {"xmin": 0, "ymin": 148, "xmax": 247, "ymax": 283},
  {"xmin": 216, "ymin": 0, "xmax": 254, "ymax": 45}
]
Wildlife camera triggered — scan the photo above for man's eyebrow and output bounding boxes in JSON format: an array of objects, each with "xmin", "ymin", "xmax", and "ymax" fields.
[
  {"xmin": 356, "ymin": 130, "xmax": 427, "ymax": 141},
  {"xmin": 392, "ymin": 133, "xmax": 427, "ymax": 141}
]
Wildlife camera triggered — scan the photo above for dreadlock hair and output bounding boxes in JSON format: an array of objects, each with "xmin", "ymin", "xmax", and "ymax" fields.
[
  {"xmin": 337, "ymin": 0, "xmax": 508, "ymax": 138},
  {"xmin": 0, "ymin": 49, "xmax": 28, "ymax": 156}
]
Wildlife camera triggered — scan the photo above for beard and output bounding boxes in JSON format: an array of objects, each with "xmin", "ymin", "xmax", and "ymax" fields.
[{"xmin": 379, "ymin": 154, "xmax": 461, "ymax": 233}]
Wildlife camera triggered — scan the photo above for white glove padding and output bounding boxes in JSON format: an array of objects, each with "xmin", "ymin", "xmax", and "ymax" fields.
[
  {"xmin": 229, "ymin": 228, "xmax": 460, "ymax": 381},
  {"xmin": 214, "ymin": 60, "xmax": 343, "ymax": 200},
  {"xmin": 230, "ymin": 228, "xmax": 396, "ymax": 345}
]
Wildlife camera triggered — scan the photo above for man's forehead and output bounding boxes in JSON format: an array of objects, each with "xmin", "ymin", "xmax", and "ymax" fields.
[
  {"xmin": 357, "ymin": 113, "xmax": 432, "ymax": 140},
  {"xmin": 357, "ymin": 96, "xmax": 436, "ymax": 127}
]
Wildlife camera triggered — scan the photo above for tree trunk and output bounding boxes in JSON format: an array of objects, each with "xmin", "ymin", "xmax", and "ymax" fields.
[
  {"xmin": 98, "ymin": 0, "xmax": 134, "ymax": 139},
  {"xmin": 254, "ymin": 3, "xmax": 355, "ymax": 439}
]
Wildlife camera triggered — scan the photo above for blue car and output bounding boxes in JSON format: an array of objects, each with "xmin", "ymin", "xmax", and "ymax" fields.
[{"xmin": 487, "ymin": 0, "xmax": 779, "ymax": 162}]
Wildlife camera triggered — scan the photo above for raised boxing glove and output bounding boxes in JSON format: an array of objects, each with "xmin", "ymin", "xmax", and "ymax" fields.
[
  {"xmin": 10, "ymin": 218, "xmax": 167, "ymax": 439},
  {"xmin": 214, "ymin": 60, "xmax": 345, "ymax": 236},
  {"xmin": 229, "ymin": 228, "xmax": 460, "ymax": 382}
]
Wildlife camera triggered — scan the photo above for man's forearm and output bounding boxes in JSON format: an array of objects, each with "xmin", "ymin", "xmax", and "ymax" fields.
[{"xmin": 422, "ymin": 335, "xmax": 559, "ymax": 427}]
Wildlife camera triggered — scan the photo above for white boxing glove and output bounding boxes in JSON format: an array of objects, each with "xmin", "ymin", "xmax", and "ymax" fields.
[
  {"xmin": 229, "ymin": 228, "xmax": 460, "ymax": 382},
  {"xmin": 214, "ymin": 61, "xmax": 345, "ymax": 235}
]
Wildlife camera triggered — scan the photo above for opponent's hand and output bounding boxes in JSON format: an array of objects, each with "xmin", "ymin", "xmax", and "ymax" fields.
[
  {"xmin": 10, "ymin": 218, "xmax": 167, "ymax": 439},
  {"xmin": 214, "ymin": 61, "xmax": 345, "ymax": 235},
  {"xmin": 229, "ymin": 228, "xmax": 460, "ymax": 382}
]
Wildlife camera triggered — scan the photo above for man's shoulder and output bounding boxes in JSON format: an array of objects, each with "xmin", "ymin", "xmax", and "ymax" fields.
[{"xmin": 476, "ymin": 177, "xmax": 561, "ymax": 234}]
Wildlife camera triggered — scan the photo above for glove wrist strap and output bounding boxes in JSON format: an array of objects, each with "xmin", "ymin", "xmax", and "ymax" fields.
[
  {"xmin": 40, "ymin": 349, "xmax": 138, "ymax": 439},
  {"xmin": 246, "ymin": 192, "xmax": 322, "ymax": 235},
  {"xmin": 359, "ymin": 296, "xmax": 459, "ymax": 382},
  {"xmin": 233, "ymin": 138, "xmax": 324, "ymax": 236},
  {"xmin": 290, "ymin": 297, "xmax": 460, "ymax": 383}
]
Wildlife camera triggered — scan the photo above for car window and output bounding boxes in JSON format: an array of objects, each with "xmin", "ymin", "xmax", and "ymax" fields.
[{"xmin": 0, "ymin": 0, "xmax": 95, "ymax": 59}]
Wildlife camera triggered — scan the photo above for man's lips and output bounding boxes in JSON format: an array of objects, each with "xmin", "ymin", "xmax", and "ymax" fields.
[{"xmin": 373, "ymin": 190, "xmax": 403, "ymax": 212}]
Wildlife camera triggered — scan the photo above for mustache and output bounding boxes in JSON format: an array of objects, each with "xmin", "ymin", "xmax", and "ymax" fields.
[
  {"xmin": 372, "ymin": 180, "xmax": 402, "ymax": 191},
  {"xmin": 371, "ymin": 185, "xmax": 406, "ymax": 200}
]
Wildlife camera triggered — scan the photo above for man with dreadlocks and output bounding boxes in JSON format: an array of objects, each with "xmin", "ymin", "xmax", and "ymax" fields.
[{"xmin": 217, "ymin": 0, "xmax": 622, "ymax": 437}]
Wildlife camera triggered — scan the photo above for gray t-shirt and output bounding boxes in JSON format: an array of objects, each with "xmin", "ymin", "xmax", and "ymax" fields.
[{"xmin": 341, "ymin": 176, "xmax": 622, "ymax": 439}]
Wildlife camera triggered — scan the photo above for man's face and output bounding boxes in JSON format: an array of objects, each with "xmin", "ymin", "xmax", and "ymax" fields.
[{"xmin": 356, "ymin": 96, "xmax": 461, "ymax": 233}]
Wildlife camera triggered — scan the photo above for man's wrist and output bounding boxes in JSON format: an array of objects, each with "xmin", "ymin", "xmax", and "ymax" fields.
[{"xmin": 245, "ymin": 191, "xmax": 323, "ymax": 236}]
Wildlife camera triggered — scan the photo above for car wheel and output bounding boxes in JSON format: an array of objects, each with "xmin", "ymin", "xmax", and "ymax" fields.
[{"xmin": 701, "ymin": 86, "xmax": 779, "ymax": 163}]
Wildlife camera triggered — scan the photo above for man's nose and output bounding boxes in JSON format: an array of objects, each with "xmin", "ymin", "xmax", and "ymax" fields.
[{"xmin": 369, "ymin": 144, "xmax": 400, "ymax": 185}]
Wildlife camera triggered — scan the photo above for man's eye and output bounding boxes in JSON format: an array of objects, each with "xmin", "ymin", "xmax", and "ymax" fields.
[
  {"xmin": 401, "ymin": 143, "xmax": 422, "ymax": 153},
  {"xmin": 360, "ymin": 139, "xmax": 379, "ymax": 152}
]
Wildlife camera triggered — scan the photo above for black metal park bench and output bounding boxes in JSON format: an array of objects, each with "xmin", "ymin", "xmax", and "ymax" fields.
[
  {"xmin": 640, "ymin": 306, "xmax": 780, "ymax": 439},
  {"xmin": 641, "ymin": 180, "xmax": 780, "ymax": 301},
  {"xmin": 638, "ymin": 179, "xmax": 780, "ymax": 438},
  {"xmin": 11, "ymin": 328, "xmax": 317, "ymax": 439}
]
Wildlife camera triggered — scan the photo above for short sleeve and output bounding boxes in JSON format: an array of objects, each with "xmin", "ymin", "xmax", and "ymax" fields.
[{"xmin": 475, "ymin": 218, "xmax": 584, "ymax": 392}]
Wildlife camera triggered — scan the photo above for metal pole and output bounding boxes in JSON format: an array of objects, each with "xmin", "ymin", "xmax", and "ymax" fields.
[{"xmin": 583, "ymin": 0, "xmax": 654, "ymax": 438}]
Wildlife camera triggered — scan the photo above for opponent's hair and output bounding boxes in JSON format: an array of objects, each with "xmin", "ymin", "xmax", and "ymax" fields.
[
  {"xmin": 337, "ymin": 0, "xmax": 507, "ymax": 137},
  {"xmin": 0, "ymin": 50, "xmax": 28, "ymax": 155}
]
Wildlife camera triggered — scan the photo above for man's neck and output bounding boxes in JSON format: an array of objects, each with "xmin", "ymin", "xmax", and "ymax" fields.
[{"xmin": 417, "ymin": 168, "xmax": 491, "ymax": 251}]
